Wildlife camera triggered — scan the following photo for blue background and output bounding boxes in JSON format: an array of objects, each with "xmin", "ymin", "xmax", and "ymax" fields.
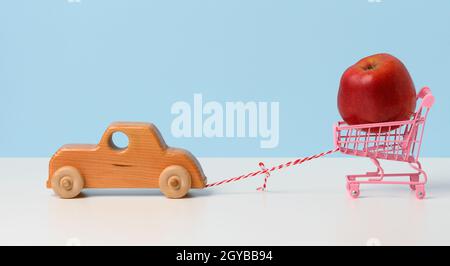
[{"xmin": 0, "ymin": 0, "xmax": 449, "ymax": 157}]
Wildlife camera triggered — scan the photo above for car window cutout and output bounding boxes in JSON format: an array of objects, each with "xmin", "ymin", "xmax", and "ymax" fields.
[{"xmin": 109, "ymin": 131, "xmax": 129, "ymax": 150}]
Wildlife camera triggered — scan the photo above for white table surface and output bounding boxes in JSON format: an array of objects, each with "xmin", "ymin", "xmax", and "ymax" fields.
[{"xmin": 0, "ymin": 157, "xmax": 449, "ymax": 246}]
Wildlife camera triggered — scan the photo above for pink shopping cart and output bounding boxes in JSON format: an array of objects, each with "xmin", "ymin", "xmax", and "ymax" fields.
[{"xmin": 334, "ymin": 87, "xmax": 435, "ymax": 200}]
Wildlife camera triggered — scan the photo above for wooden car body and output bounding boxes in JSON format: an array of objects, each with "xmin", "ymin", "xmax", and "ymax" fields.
[{"xmin": 47, "ymin": 122, "xmax": 207, "ymax": 190}]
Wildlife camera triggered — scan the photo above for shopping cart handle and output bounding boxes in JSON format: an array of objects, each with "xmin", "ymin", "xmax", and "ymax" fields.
[{"xmin": 417, "ymin": 86, "xmax": 434, "ymax": 109}]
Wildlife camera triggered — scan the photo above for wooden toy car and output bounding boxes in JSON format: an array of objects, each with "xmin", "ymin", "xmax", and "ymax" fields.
[{"xmin": 47, "ymin": 122, "xmax": 207, "ymax": 199}]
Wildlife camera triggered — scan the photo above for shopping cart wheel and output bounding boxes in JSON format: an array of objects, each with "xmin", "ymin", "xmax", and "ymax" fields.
[
  {"xmin": 409, "ymin": 174, "xmax": 419, "ymax": 191},
  {"xmin": 347, "ymin": 183, "xmax": 360, "ymax": 199},
  {"xmin": 415, "ymin": 185, "xmax": 426, "ymax": 200}
]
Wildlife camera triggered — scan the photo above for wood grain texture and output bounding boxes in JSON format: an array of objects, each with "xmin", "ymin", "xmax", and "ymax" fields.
[{"xmin": 47, "ymin": 122, "xmax": 207, "ymax": 190}]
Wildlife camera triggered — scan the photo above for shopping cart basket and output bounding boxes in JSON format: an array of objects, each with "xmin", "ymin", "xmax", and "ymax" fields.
[{"xmin": 334, "ymin": 87, "xmax": 435, "ymax": 199}]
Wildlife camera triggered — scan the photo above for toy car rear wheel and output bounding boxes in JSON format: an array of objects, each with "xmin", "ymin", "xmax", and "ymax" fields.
[
  {"xmin": 51, "ymin": 166, "xmax": 84, "ymax": 199},
  {"xmin": 159, "ymin": 165, "xmax": 191, "ymax": 199}
]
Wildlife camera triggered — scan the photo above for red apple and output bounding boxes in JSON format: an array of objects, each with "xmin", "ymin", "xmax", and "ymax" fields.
[{"xmin": 338, "ymin": 53, "xmax": 416, "ymax": 131}]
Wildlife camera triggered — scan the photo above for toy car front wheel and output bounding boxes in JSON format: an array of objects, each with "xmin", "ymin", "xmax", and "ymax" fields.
[
  {"xmin": 159, "ymin": 165, "xmax": 191, "ymax": 199},
  {"xmin": 51, "ymin": 166, "xmax": 84, "ymax": 199}
]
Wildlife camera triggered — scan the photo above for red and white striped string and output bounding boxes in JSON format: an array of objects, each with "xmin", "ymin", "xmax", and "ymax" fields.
[
  {"xmin": 205, "ymin": 147, "xmax": 339, "ymax": 190},
  {"xmin": 256, "ymin": 162, "xmax": 270, "ymax": 191}
]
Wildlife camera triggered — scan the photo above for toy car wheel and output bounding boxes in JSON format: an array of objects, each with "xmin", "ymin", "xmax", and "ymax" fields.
[
  {"xmin": 51, "ymin": 166, "xmax": 84, "ymax": 199},
  {"xmin": 159, "ymin": 165, "xmax": 192, "ymax": 199}
]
